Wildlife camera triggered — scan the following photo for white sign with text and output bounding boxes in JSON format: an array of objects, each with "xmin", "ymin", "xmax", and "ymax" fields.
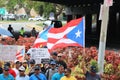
[{"xmin": 30, "ymin": 48, "xmax": 50, "ymax": 64}]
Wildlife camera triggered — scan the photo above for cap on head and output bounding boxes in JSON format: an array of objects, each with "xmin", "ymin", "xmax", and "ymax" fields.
[
  {"xmin": 4, "ymin": 66, "xmax": 9, "ymax": 71},
  {"xmin": 52, "ymin": 52, "xmax": 57, "ymax": 56},
  {"xmin": 50, "ymin": 61, "xmax": 56, "ymax": 65},
  {"xmin": 26, "ymin": 53, "xmax": 30, "ymax": 55},
  {"xmin": 34, "ymin": 65, "xmax": 40, "ymax": 70},
  {"xmin": 19, "ymin": 66, "xmax": 25, "ymax": 71},
  {"xmin": 30, "ymin": 59, "xmax": 36, "ymax": 64},
  {"xmin": 14, "ymin": 60, "xmax": 20, "ymax": 64},
  {"xmin": 90, "ymin": 65, "xmax": 97, "ymax": 73},
  {"xmin": 4, "ymin": 62, "xmax": 10, "ymax": 67}
]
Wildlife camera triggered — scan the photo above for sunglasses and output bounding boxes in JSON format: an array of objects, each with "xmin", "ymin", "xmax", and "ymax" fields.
[{"xmin": 35, "ymin": 69, "xmax": 40, "ymax": 70}]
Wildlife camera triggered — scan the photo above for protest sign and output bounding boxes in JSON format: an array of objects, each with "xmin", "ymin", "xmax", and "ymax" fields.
[
  {"xmin": 0, "ymin": 45, "xmax": 25, "ymax": 61},
  {"xmin": 29, "ymin": 48, "xmax": 50, "ymax": 64}
]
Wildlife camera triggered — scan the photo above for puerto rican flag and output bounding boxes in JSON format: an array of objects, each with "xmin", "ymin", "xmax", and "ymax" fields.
[
  {"xmin": 47, "ymin": 17, "xmax": 85, "ymax": 50},
  {"xmin": 16, "ymin": 48, "xmax": 25, "ymax": 61}
]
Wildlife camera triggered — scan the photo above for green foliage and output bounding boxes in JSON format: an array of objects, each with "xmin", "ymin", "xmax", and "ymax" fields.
[
  {"xmin": 104, "ymin": 63, "xmax": 114, "ymax": 74},
  {"xmin": 43, "ymin": 3, "xmax": 55, "ymax": 18},
  {"xmin": 6, "ymin": 0, "xmax": 18, "ymax": 13},
  {"xmin": 0, "ymin": 0, "xmax": 6, "ymax": 7},
  {"xmin": 1, "ymin": 0, "xmax": 63, "ymax": 19}
]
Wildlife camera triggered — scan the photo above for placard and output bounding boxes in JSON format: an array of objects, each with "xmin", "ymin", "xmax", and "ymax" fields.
[
  {"xmin": 29, "ymin": 48, "xmax": 50, "ymax": 64},
  {"xmin": 0, "ymin": 45, "xmax": 25, "ymax": 61}
]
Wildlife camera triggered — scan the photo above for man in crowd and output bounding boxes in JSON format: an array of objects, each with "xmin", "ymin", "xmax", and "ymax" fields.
[
  {"xmin": 29, "ymin": 65, "xmax": 47, "ymax": 80},
  {"xmin": 22, "ymin": 60, "xmax": 29, "ymax": 75},
  {"xmin": 50, "ymin": 52, "xmax": 58, "ymax": 63},
  {"xmin": 4, "ymin": 62, "xmax": 16, "ymax": 78},
  {"xmin": 12, "ymin": 60, "xmax": 21, "ymax": 76},
  {"xmin": 84, "ymin": 65, "xmax": 101, "ymax": 80},
  {"xmin": 45, "ymin": 61, "xmax": 58, "ymax": 80},
  {"xmin": 28, "ymin": 59, "xmax": 36, "ymax": 76},
  {"xmin": 61, "ymin": 68, "xmax": 77, "ymax": 80},
  {"xmin": 0, "ymin": 66, "xmax": 14, "ymax": 80},
  {"xmin": 57, "ymin": 53, "xmax": 67, "ymax": 69},
  {"xmin": 16, "ymin": 66, "xmax": 29, "ymax": 80},
  {"xmin": 52, "ymin": 65, "xmax": 64, "ymax": 80}
]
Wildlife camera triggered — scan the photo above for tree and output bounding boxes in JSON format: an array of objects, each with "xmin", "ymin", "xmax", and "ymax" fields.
[
  {"xmin": 0, "ymin": 0, "xmax": 6, "ymax": 7},
  {"xmin": 6, "ymin": 0, "xmax": 18, "ymax": 13}
]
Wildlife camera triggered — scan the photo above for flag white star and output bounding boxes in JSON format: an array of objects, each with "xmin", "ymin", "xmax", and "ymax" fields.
[{"xmin": 75, "ymin": 30, "xmax": 81, "ymax": 38}]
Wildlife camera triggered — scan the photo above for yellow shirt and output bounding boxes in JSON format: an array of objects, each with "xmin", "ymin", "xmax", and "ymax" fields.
[{"xmin": 61, "ymin": 76, "xmax": 77, "ymax": 80}]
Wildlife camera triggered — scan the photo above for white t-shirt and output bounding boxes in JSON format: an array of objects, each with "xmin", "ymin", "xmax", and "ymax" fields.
[
  {"xmin": 16, "ymin": 75, "xmax": 29, "ymax": 80},
  {"xmin": 12, "ymin": 68, "xmax": 19, "ymax": 76}
]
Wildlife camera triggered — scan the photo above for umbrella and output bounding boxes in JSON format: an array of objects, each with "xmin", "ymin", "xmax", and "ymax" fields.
[{"xmin": 0, "ymin": 27, "xmax": 13, "ymax": 36}]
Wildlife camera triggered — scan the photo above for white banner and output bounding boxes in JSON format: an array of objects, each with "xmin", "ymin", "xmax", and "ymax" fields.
[
  {"xmin": 0, "ymin": 45, "xmax": 25, "ymax": 61},
  {"xmin": 29, "ymin": 48, "xmax": 50, "ymax": 64}
]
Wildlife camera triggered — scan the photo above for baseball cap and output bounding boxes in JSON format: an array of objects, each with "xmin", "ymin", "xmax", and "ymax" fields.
[
  {"xmin": 4, "ymin": 62, "xmax": 10, "ymax": 67},
  {"xmin": 52, "ymin": 52, "xmax": 57, "ymax": 56},
  {"xmin": 19, "ymin": 66, "xmax": 25, "ymax": 71},
  {"xmin": 4, "ymin": 66, "xmax": 9, "ymax": 71},
  {"xmin": 50, "ymin": 61, "xmax": 56, "ymax": 65},
  {"xmin": 30, "ymin": 59, "xmax": 36, "ymax": 64},
  {"xmin": 34, "ymin": 65, "xmax": 40, "ymax": 70},
  {"xmin": 14, "ymin": 60, "xmax": 20, "ymax": 64},
  {"xmin": 90, "ymin": 65, "xmax": 97, "ymax": 73}
]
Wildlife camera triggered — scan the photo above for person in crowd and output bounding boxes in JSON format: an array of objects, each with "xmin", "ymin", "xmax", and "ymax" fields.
[
  {"xmin": 8, "ymin": 24, "xmax": 14, "ymax": 34},
  {"xmin": 0, "ymin": 61, "xmax": 3, "ymax": 74},
  {"xmin": 19, "ymin": 27, "xmax": 25, "ymax": 37},
  {"xmin": 28, "ymin": 59, "xmax": 36, "ymax": 76},
  {"xmin": 4, "ymin": 62, "xmax": 16, "ymax": 78},
  {"xmin": 52, "ymin": 65, "xmax": 64, "ymax": 80},
  {"xmin": 61, "ymin": 68, "xmax": 77, "ymax": 80},
  {"xmin": 50, "ymin": 52, "xmax": 58, "ymax": 63},
  {"xmin": 0, "ymin": 66, "xmax": 14, "ymax": 80},
  {"xmin": 31, "ymin": 27, "xmax": 37, "ymax": 37},
  {"xmin": 41, "ymin": 63, "xmax": 50, "ymax": 74},
  {"xmin": 25, "ymin": 53, "xmax": 31, "ymax": 67},
  {"xmin": 22, "ymin": 60, "xmax": 29, "ymax": 75},
  {"xmin": 12, "ymin": 60, "xmax": 21, "ymax": 76},
  {"xmin": 83, "ymin": 65, "xmax": 101, "ymax": 80},
  {"xmin": 57, "ymin": 53, "xmax": 67, "ymax": 69},
  {"xmin": 29, "ymin": 65, "xmax": 47, "ymax": 80},
  {"xmin": 16, "ymin": 66, "xmax": 29, "ymax": 80},
  {"xmin": 45, "ymin": 61, "xmax": 58, "ymax": 80}
]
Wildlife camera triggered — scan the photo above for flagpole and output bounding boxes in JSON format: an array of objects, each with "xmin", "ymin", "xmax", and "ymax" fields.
[
  {"xmin": 83, "ymin": 16, "xmax": 86, "ymax": 56},
  {"xmin": 98, "ymin": 0, "xmax": 110, "ymax": 74}
]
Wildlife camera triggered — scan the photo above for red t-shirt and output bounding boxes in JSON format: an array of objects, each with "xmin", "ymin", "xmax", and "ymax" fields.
[{"xmin": 9, "ymin": 69, "xmax": 16, "ymax": 78}]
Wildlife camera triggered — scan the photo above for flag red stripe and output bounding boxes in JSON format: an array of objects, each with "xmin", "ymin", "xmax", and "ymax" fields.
[{"xmin": 51, "ymin": 43, "xmax": 80, "ymax": 50}]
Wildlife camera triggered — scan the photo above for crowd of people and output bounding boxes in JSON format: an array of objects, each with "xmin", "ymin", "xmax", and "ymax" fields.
[{"xmin": 0, "ymin": 47, "xmax": 102, "ymax": 80}]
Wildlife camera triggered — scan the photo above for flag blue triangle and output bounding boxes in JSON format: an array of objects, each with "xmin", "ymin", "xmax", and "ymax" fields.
[{"xmin": 67, "ymin": 19, "xmax": 84, "ymax": 47}]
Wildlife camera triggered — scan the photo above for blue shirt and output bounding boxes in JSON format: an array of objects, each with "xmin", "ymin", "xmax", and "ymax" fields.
[
  {"xmin": 52, "ymin": 73, "xmax": 64, "ymax": 80},
  {"xmin": 30, "ymin": 73, "xmax": 47, "ymax": 80},
  {"xmin": 0, "ymin": 73, "xmax": 14, "ymax": 80}
]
